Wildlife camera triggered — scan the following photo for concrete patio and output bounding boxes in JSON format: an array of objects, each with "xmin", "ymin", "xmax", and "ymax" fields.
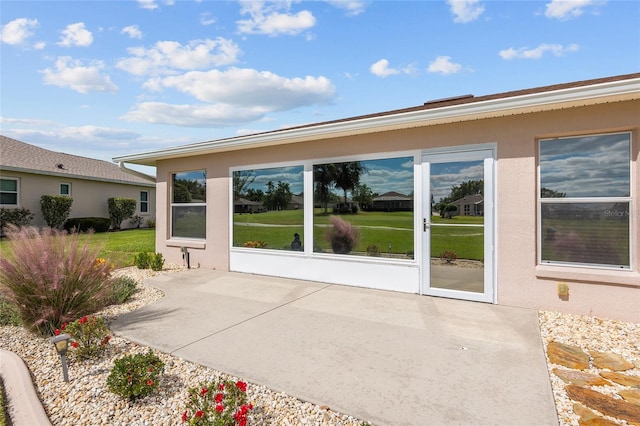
[{"xmin": 111, "ymin": 268, "xmax": 558, "ymax": 426}]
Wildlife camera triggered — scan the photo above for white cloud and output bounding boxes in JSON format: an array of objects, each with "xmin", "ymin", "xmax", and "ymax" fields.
[
  {"xmin": 123, "ymin": 67, "xmax": 335, "ymax": 127},
  {"xmin": 200, "ymin": 12, "xmax": 216, "ymax": 26},
  {"xmin": 33, "ymin": 41, "xmax": 46, "ymax": 49},
  {"xmin": 155, "ymin": 67, "xmax": 335, "ymax": 109},
  {"xmin": 137, "ymin": 0, "xmax": 158, "ymax": 10},
  {"xmin": 40, "ymin": 56, "xmax": 118, "ymax": 93},
  {"xmin": 237, "ymin": 1, "xmax": 316, "ymax": 36},
  {"xmin": 116, "ymin": 38, "xmax": 241, "ymax": 76},
  {"xmin": 1, "ymin": 17, "xmax": 39, "ymax": 46},
  {"xmin": 427, "ymin": 56, "xmax": 462, "ymax": 75},
  {"xmin": 325, "ymin": 0, "xmax": 368, "ymax": 16},
  {"xmin": 121, "ymin": 102, "xmax": 269, "ymax": 127},
  {"xmin": 499, "ymin": 43, "xmax": 579, "ymax": 59},
  {"xmin": 544, "ymin": 0, "xmax": 605, "ymax": 20},
  {"xmin": 447, "ymin": 0, "xmax": 485, "ymax": 23},
  {"xmin": 58, "ymin": 22, "xmax": 93, "ymax": 47},
  {"xmin": 370, "ymin": 59, "xmax": 415, "ymax": 78},
  {"xmin": 370, "ymin": 59, "xmax": 399, "ymax": 77},
  {"xmin": 122, "ymin": 25, "xmax": 143, "ymax": 39}
]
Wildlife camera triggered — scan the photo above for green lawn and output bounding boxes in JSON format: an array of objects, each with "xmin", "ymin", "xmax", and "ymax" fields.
[
  {"xmin": 234, "ymin": 210, "xmax": 484, "ymax": 260},
  {"xmin": 0, "ymin": 229, "xmax": 156, "ymax": 269}
]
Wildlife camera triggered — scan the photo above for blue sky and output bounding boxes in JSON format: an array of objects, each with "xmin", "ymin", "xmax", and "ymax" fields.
[{"xmin": 2, "ymin": 0, "xmax": 639, "ymax": 175}]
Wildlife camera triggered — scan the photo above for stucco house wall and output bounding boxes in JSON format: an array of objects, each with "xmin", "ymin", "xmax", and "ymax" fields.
[
  {"xmin": 116, "ymin": 75, "xmax": 640, "ymax": 322},
  {"xmin": 1, "ymin": 136, "xmax": 156, "ymax": 229},
  {"xmin": 3, "ymin": 170, "xmax": 155, "ymax": 228}
]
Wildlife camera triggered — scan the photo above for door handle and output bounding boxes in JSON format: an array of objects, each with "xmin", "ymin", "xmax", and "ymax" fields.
[{"xmin": 423, "ymin": 218, "xmax": 430, "ymax": 231}]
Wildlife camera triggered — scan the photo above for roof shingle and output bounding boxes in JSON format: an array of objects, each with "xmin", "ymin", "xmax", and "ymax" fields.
[{"xmin": 0, "ymin": 135, "xmax": 154, "ymax": 186}]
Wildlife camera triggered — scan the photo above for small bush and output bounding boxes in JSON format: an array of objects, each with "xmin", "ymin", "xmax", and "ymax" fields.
[
  {"xmin": 107, "ymin": 276, "xmax": 138, "ymax": 305},
  {"xmin": 0, "ymin": 225, "xmax": 114, "ymax": 336},
  {"xmin": 0, "ymin": 207, "xmax": 34, "ymax": 231},
  {"xmin": 63, "ymin": 315, "xmax": 110, "ymax": 359},
  {"xmin": 146, "ymin": 218, "xmax": 156, "ymax": 228},
  {"xmin": 40, "ymin": 195, "xmax": 73, "ymax": 228},
  {"xmin": 0, "ymin": 297, "xmax": 21, "ymax": 326},
  {"xmin": 326, "ymin": 215, "xmax": 360, "ymax": 254},
  {"xmin": 107, "ymin": 350, "xmax": 164, "ymax": 400},
  {"xmin": 64, "ymin": 217, "xmax": 111, "ymax": 233},
  {"xmin": 181, "ymin": 378, "xmax": 253, "ymax": 425},
  {"xmin": 365, "ymin": 244, "xmax": 380, "ymax": 257},
  {"xmin": 242, "ymin": 240, "xmax": 268, "ymax": 248},
  {"xmin": 149, "ymin": 252, "xmax": 164, "ymax": 272},
  {"xmin": 134, "ymin": 252, "xmax": 151, "ymax": 269},
  {"xmin": 107, "ymin": 198, "xmax": 137, "ymax": 230},
  {"xmin": 439, "ymin": 250, "xmax": 458, "ymax": 264},
  {"xmin": 129, "ymin": 215, "xmax": 144, "ymax": 228}
]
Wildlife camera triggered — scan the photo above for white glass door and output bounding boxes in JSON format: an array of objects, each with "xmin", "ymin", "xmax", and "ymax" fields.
[{"xmin": 421, "ymin": 148, "xmax": 495, "ymax": 303}]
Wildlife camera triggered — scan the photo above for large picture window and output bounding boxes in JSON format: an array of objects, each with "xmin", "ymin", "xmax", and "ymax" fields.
[
  {"xmin": 313, "ymin": 156, "xmax": 414, "ymax": 258},
  {"xmin": 171, "ymin": 170, "xmax": 206, "ymax": 239},
  {"xmin": 232, "ymin": 166, "xmax": 304, "ymax": 251},
  {"xmin": 0, "ymin": 178, "xmax": 18, "ymax": 206},
  {"xmin": 539, "ymin": 132, "xmax": 631, "ymax": 269}
]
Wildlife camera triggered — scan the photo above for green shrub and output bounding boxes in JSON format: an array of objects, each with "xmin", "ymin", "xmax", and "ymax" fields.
[
  {"xmin": 146, "ymin": 218, "xmax": 156, "ymax": 228},
  {"xmin": 366, "ymin": 244, "xmax": 381, "ymax": 257},
  {"xmin": 129, "ymin": 215, "xmax": 144, "ymax": 228},
  {"xmin": 63, "ymin": 315, "xmax": 110, "ymax": 359},
  {"xmin": 440, "ymin": 250, "xmax": 458, "ymax": 263},
  {"xmin": 134, "ymin": 252, "xmax": 151, "ymax": 269},
  {"xmin": 108, "ymin": 198, "xmax": 136, "ymax": 230},
  {"xmin": 107, "ymin": 350, "xmax": 164, "ymax": 400},
  {"xmin": 0, "ymin": 207, "xmax": 34, "ymax": 231},
  {"xmin": 107, "ymin": 276, "xmax": 138, "ymax": 305},
  {"xmin": 149, "ymin": 253, "xmax": 164, "ymax": 271},
  {"xmin": 64, "ymin": 217, "xmax": 111, "ymax": 233},
  {"xmin": 0, "ymin": 225, "xmax": 114, "ymax": 336},
  {"xmin": 40, "ymin": 195, "xmax": 73, "ymax": 229},
  {"xmin": 0, "ymin": 297, "xmax": 21, "ymax": 326}
]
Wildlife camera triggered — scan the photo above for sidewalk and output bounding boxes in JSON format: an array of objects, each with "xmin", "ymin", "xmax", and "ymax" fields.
[{"xmin": 111, "ymin": 269, "xmax": 558, "ymax": 426}]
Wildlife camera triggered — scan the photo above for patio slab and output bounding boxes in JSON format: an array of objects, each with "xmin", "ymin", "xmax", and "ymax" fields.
[{"xmin": 111, "ymin": 268, "xmax": 558, "ymax": 426}]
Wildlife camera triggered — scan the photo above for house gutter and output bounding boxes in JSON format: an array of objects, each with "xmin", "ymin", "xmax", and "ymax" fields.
[{"xmin": 113, "ymin": 77, "xmax": 640, "ymax": 167}]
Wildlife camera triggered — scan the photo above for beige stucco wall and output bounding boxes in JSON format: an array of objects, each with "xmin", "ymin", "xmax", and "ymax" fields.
[
  {"xmin": 0, "ymin": 171, "xmax": 155, "ymax": 229},
  {"xmin": 156, "ymin": 99, "xmax": 639, "ymax": 322}
]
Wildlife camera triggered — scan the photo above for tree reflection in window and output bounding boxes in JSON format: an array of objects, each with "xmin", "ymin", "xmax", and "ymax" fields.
[
  {"xmin": 232, "ymin": 166, "xmax": 304, "ymax": 251},
  {"xmin": 313, "ymin": 157, "xmax": 414, "ymax": 258}
]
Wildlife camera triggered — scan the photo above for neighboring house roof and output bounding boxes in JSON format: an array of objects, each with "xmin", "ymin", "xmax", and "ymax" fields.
[
  {"xmin": 1, "ymin": 136, "xmax": 155, "ymax": 186},
  {"xmin": 113, "ymin": 73, "xmax": 640, "ymax": 166},
  {"xmin": 289, "ymin": 194, "xmax": 304, "ymax": 205},
  {"xmin": 452, "ymin": 194, "xmax": 484, "ymax": 205},
  {"xmin": 234, "ymin": 197, "xmax": 262, "ymax": 206},
  {"xmin": 373, "ymin": 191, "xmax": 413, "ymax": 202}
]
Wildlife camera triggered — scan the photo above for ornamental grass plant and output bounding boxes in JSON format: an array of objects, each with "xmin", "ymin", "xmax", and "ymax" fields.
[
  {"xmin": 326, "ymin": 215, "xmax": 360, "ymax": 254},
  {"xmin": 0, "ymin": 225, "xmax": 115, "ymax": 336}
]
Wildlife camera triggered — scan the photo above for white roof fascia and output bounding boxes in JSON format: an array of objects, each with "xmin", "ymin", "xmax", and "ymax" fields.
[{"xmin": 113, "ymin": 77, "xmax": 640, "ymax": 166}]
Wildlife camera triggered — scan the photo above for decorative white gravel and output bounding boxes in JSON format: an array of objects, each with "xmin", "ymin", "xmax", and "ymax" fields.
[{"xmin": 1, "ymin": 265, "xmax": 638, "ymax": 425}]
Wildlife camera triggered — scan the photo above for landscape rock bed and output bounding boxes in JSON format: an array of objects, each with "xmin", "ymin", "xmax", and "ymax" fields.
[{"xmin": 0, "ymin": 265, "xmax": 638, "ymax": 425}]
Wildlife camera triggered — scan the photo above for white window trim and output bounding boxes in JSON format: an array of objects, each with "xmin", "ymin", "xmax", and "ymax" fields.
[
  {"xmin": 0, "ymin": 177, "xmax": 19, "ymax": 207},
  {"xmin": 140, "ymin": 190, "xmax": 149, "ymax": 214},
  {"xmin": 537, "ymin": 131, "xmax": 633, "ymax": 271},
  {"xmin": 170, "ymin": 170, "xmax": 207, "ymax": 240},
  {"xmin": 59, "ymin": 182, "xmax": 71, "ymax": 196}
]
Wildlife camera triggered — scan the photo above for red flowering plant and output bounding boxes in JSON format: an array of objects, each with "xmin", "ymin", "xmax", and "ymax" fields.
[
  {"xmin": 63, "ymin": 315, "xmax": 111, "ymax": 359},
  {"xmin": 181, "ymin": 378, "xmax": 253, "ymax": 425}
]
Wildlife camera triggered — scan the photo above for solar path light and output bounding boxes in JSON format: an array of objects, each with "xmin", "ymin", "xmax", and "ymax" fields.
[{"xmin": 50, "ymin": 333, "xmax": 71, "ymax": 382}]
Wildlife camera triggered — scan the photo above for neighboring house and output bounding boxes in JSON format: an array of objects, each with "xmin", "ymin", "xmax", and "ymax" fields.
[
  {"xmin": 370, "ymin": 191, "xmax": 413, "ymax": 211},
  {"xmin": 450, "ymin": 194, "xmax": 483, "ymax": 216},
  {"xmin": 0, "ymin": 136, "xmax": 155, "ymax": 229},
  {"xmin": 288, "ymin": 194, "xmax": 304, "ymax": 210},
  {"xmin": 113, "ymin": 73, "xmax": 640, "ymax": 322},
  {"xmin": 234, "ymin": 197, "xmax": 263, "ymax": 214}
]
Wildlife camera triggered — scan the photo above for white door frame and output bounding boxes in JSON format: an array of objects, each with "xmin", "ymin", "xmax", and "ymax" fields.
[{"xmin": 420, "ymin": 144, "xmax": 496, "ymax": 303}]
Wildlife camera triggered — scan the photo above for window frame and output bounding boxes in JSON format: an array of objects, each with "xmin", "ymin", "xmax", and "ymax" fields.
[
  {"xmin": 170, "ymin": 170, "xmax": 207, "ymax": 240},
  {"xmin": 59, "ymin": 182, "xmax": 71, "ymax": 196},
  {"xmin": 140, "ymin": 190, "xmax": 149, "ymax": 213},
  {"xmin": 0, "ymin": 177, "xmax": 19, "ymax": 206},
  {"xmin": 537, "ymin": 131, "xmax": 633, "ymax": 270}
]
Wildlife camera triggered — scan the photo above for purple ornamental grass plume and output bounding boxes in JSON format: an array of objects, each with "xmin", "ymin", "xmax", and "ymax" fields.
[{"xmin": 0, "ymin": 225, "xmax": 114, "ymax": 336}]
